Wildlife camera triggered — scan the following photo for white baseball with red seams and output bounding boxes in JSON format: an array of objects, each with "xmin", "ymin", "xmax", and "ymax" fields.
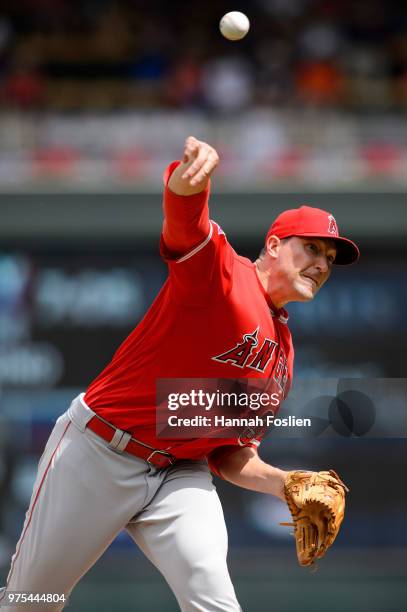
[{"xmin": 219, "ymin": 12, "xmax": 250, "ymax": 41}]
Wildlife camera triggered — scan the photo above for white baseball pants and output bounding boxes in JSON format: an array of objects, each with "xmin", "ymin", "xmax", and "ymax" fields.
[{"xmin": 0, "ymin": 395, "xmax": 241, "ymax": 611}]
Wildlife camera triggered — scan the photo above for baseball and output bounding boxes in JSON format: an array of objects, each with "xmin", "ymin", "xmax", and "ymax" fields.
[{"xmin": 219, "ymin": 11, "xmax": 250, "ymax": 41}]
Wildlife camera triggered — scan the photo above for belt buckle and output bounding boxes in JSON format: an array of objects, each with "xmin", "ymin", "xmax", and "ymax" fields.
[{"xmin": 146, "ymin": 449, "xmax": 174, "ymax": 468}]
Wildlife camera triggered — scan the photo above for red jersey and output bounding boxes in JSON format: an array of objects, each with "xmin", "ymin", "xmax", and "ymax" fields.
[{"xmin": 84, "ymin": 162, "xmax": 294, "ymax": 468}]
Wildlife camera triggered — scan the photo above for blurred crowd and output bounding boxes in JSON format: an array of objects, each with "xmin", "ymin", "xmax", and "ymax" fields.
[{"xmin": 0, "ymin": 0, "xmax": 406, "ymax": 112}]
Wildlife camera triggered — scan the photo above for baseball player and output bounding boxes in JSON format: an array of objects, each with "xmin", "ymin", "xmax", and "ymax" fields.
[{"xmin": 0, "ymin": 136, "xmax": 359, "ymax": 611}]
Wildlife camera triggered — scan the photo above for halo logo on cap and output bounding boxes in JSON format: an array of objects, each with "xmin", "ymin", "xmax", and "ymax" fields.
[{"xmin": 327, "ymin": 214, "xmax": 338, "ymax": 236}]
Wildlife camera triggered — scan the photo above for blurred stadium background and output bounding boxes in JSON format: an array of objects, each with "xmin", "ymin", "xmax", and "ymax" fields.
[{"xmin": 0, "ymin": 1, "xmax": 406, "ymax": 610}]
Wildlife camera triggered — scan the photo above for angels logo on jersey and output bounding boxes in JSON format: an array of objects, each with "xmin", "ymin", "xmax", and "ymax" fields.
[{"xmin": 212, "ymin": 327, "xmax": 278, "ymax": 374}]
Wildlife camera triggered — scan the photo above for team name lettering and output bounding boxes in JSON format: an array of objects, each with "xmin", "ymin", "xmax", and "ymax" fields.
[
  {"xmin": 212, "ymin": 328, "xmax": 259, "ymax": 369},
  {"xmin": 212, "ymin": 328, "xmax": 281, "ymax": 375},
  {"xmin": 248, "ymin": 339, "xmax": 278, "ymax": 372},
  {"xmin": 274, "ymin": 349, "xmax": 288, "ymax": 391}
]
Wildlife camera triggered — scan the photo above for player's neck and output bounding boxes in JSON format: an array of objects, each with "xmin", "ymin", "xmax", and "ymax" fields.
[{"xmin": 254, "ymin": 259, "xmax": 287, "ymax": 309}]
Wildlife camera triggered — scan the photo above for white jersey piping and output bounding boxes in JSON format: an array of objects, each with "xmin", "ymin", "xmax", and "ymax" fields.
[{"xmin": 176, "ymin": 221, "xmax": 214, "ymax": 263}]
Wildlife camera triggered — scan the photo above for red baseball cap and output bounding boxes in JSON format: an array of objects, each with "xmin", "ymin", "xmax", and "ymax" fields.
[{"xmin": 266, "ymin": 205, "xmax": 360, "ymax": 265}]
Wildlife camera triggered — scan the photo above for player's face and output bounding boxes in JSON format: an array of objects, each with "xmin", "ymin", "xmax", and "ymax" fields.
[{"xmin": 275, "ymin": 237, "xmax": 337, "ymax": 303}]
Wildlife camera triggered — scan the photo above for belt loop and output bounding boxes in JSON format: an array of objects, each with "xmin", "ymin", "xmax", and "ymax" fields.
[
  {"xmin": 68, "ymin": 394, "xmax": 96, "ymax": 432},
  {"xmin": 108, "ymin": 429, "xmax": 125, "ymax": 450},
  {"xmin": 115, "ymin": 431, "xmax": 132, "ymax": 453},
  {"xmin": 108, "ymin": 429, "xmax": 132, "ymax": 453}
]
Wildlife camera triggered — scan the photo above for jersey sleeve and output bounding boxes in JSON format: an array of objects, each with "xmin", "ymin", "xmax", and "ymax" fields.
[
  {"xmin": 160, "ymin": 161, "xmax": 235, "ymax": 305},
  {"xmin": 161, "ymin": 160, "xmax": 211, "ymax": 256}
]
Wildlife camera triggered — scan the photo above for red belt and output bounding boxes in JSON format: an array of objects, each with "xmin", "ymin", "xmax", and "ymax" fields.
[{"xmin": 86, "ymin": 415, "xmax": 176, "ymax": 469}]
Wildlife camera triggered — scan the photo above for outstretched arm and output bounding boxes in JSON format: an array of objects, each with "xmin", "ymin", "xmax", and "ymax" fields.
[
  {"xmin": 215, "ymin": 446, "xmax": 287, "ymax": 502},
  {"xmin": 162, "ymin": 136, "xmax": 219, "ymax": 255}
]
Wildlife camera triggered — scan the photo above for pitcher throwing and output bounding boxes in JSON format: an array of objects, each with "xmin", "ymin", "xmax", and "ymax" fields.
[{"xmin": 0, "ymin": 137, "xmax": 359, "ymax": 611}]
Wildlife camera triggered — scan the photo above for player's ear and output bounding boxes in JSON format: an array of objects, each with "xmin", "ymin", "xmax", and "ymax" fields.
[{"xmin": 265, "ymin": 235, "xmax": 282, "ymax": 260}]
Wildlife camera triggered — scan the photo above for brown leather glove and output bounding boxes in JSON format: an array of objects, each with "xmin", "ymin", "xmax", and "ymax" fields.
[{"xmin": 281, "ymin": 470, "xmax": 349, "ymax": 567}]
